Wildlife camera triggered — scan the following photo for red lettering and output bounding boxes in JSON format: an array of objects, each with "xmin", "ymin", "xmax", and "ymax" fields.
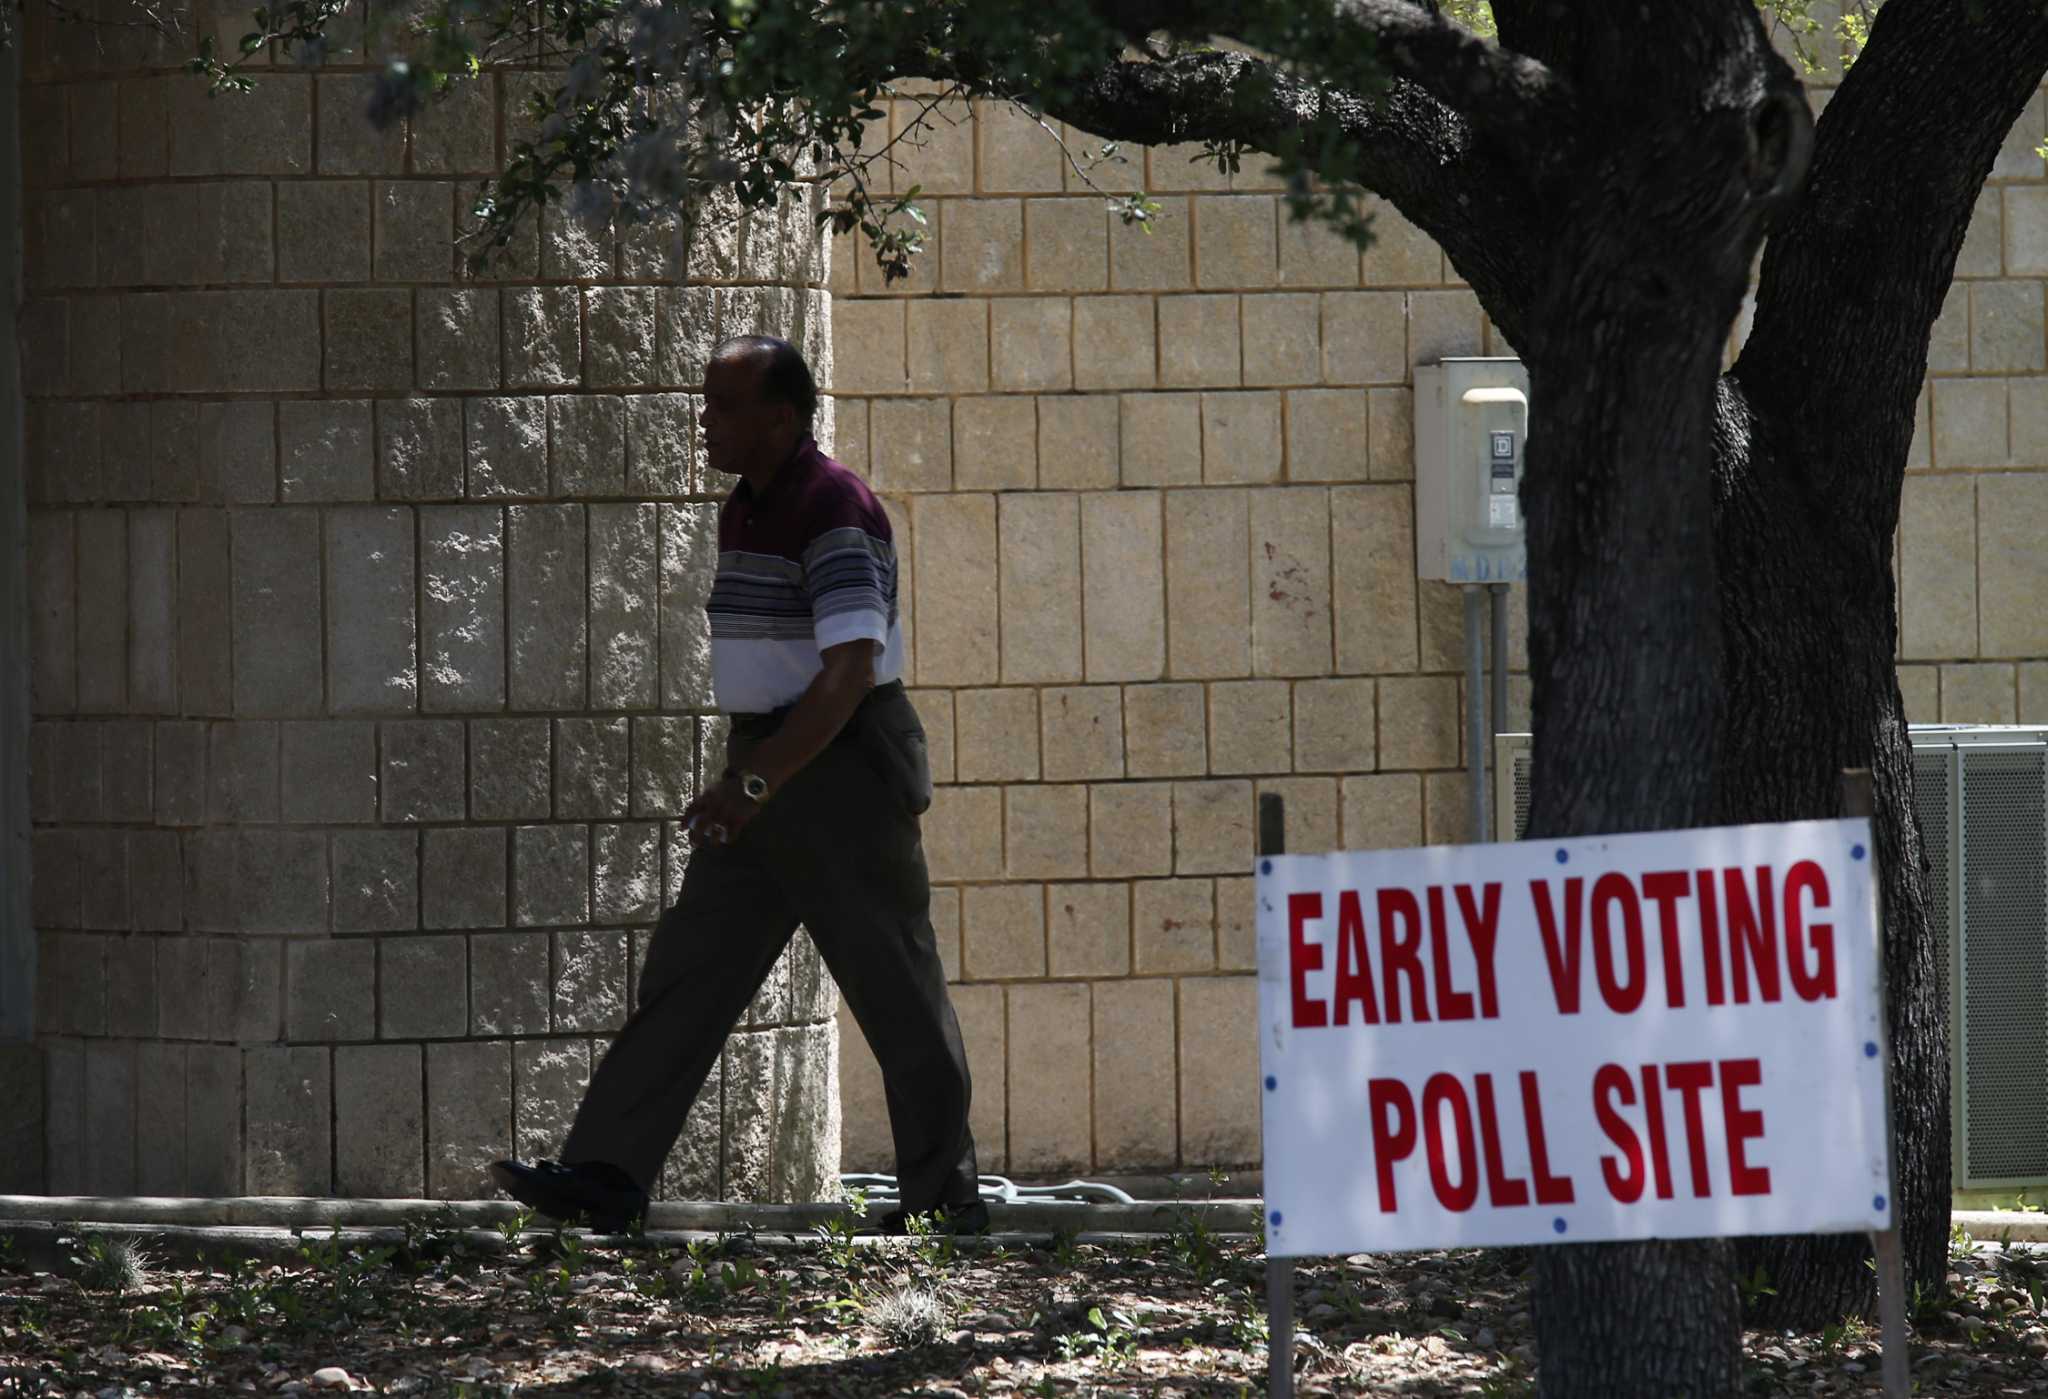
[
  {"xmin": 1427, "ymin": 886, "xmax": 1476, "ymax": 1021},
  {"xmin": 1591, "ymin": 872, "xmax": 1646, "ymax": 1014},
  {"xmin": 1457, "ymin": 882, "xmax": 1503, "ymax": 1019},
  {"xmin": 1641, "ymin": 1063, "xmax": 1675, "ymax": 1199},
  {"xmin": 1665, "ymin": 1061, "xmax": 1716, "ymax": 1199},
  {"xmin": 1641, "ymin": 871, "xmax": 1691, "ymax": 1009},
  {"xmin": 1724, "ymin": 866, "xmax": 1782, "ymax": 1004},
  {"xmin": 1289, "ymin": 892, "xmax": 1326, "ymax": 1029},
  {"xmin": 1695, "ymin": 871, "xmax": 1726, "ymax": 1006},
  {"xmin": 1721, "ymin": 1057, "xmax": 1773, "ymax": 1196},
  {"xmin": 1784, "ymin": 860, "xmax": 1837, "ymax": 1002},
  {"xmin": 1521, "ymin": 1071, "xmax": 1575, "ymax": 1204},
  {"xmin": 1332, "ymin": 890, "xmax": 1380, "ymax": 1026},
  {"xmin": 1474, "ymin": 1073, "xmax": 1529, "ymax": 1207},
  {"xmin": 1368, "ymin": 1078, "xmax": 1416, "ymax": 1212},
  {"xmin": 1422, "ymin": 1073, "xmax": 1479, "ymax": 1212},
  {"xmin": 1531, "ymin": 877, "xmax": 1585, "ymax": 1014},
  {"xmin": 1594, "ymin": 1064, "xmax": 1643, "ymax": 1203},
  {"xmin": 1377, "ymin": 888, "xmax": 1430, "ymax": 1023}
]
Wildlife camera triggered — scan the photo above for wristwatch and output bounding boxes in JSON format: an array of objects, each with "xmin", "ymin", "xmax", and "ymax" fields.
[{"xmin": 733, "ymin": 770, "xmax": 771, "ymax": 803}]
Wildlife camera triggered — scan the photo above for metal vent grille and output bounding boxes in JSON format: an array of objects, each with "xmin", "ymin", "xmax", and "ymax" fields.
[
  {"xmin": 1960, "ymin": 748, "xmax": 2048, "ymax": 1183},
  {"xmin": 1511, "ymin": 749, "xmax": 1534, "ymax": 840},
  {"xmin": 1914, "ymin": 748, "xmax": 1953, "ymax": 1019}
]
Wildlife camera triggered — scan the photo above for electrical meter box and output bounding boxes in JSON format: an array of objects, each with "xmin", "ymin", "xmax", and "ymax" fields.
[{"xmin": 1414, "ymin": 357, "xmax": 1530, "ymax": 583}]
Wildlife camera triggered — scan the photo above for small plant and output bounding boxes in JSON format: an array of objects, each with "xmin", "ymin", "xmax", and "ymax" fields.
[
  {"xmin": 1048, "ymin": 1228, "xmax": 1081, "ymax": 1271},
  {"xmin": 1158, "ymin": 1198, "xmax": 1225, "ymax": 1279},
  {"xmin": 1055, "ymin": 1303, "xmax": 1141, "ymax": 1363},
  {"xmin": 1230, "ymin": 1287, "xmax": 1270, "ymax": 1349},
  {"xmin": 1949, "ymin": 1220, "xmax": 1978, "ymax": 1264},
  {"xmin": 495, "ymin": 1207, "xmax": 536, "ymax": 1245},
  {"xmin": 72, "ymin": 1232, "xmax": 154, "ymax": 1293},
  {"xmin": 1735, "ymin": 1263, "xmax": 1776, "ymax": 1309},
  {"xmin": 866, "ymin": 1277, "xmax": 950, "ymax": 1348}
]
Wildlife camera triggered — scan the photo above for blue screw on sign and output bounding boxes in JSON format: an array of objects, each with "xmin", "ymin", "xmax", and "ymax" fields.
[
  {"xmin": 1264, "ymin": 1075, "xmax": 1277, "ymax": 1092},
  {"xmin": 1852, "ymin": 844, "xmax": 1867, "ymax": 861},
  {"xmin": 1553, "ymin": 1218, "xmax": 1567, "ymax": 1235},
  {"xmin": 1555, "ymin": 849, "xmax": 1569, "ymax": 864},
  {"xmin": 1865, "ymin": 1041, "xmax": 1879, "ymax": 1058},
  {"xmin": 1874, "ymin": 1195, "xmax": 1886, "ymax": 1213},
  {"xmin": 1261, "ymin": 859, "xmax": 1273, "ymax": 875},
  {"xmin": 1270, "ymin": 1211, "xmax": 1283, "ymax": 1227}
]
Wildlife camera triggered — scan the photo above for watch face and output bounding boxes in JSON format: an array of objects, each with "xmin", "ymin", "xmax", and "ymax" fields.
[{"xmin": 743, "ymin": 774, "xmax": 769, "ymax": 799}]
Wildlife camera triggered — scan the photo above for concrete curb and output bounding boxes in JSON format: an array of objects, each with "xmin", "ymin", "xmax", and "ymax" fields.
[{"xmin": 1954, "ymin": 1210, "xmax": 2048, "ymax": 1242}]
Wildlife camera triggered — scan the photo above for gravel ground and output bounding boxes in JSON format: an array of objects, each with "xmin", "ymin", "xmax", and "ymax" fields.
[{"xmin": 1, "ymin": 1214, "xmax": 2044, "ymax": 1396}]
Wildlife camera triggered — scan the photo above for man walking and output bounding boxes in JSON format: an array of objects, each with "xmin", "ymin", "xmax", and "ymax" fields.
[{"xmin": 491, "ymin": 335, "xmax": 986, "ymax": 1235}]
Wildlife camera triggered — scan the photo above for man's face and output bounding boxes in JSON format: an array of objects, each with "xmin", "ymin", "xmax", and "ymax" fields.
[{"xmin": 700, "ymin": 352, "xmax": 795, "ymax": 478}]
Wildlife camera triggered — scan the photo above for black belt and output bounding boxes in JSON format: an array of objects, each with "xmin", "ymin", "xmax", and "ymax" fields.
[{"xmin": 729, "ymin": 680, "xmax": 905, "ymax": 738}]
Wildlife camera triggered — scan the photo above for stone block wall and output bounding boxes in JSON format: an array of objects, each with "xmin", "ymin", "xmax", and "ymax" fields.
[
  {"xmin": 827, "ymin": 71, "xmax": 2048, "ymax": 1179},
  {"xmin": 15, "ymin": 7, "xmax": 840, "ymax": 1200}
]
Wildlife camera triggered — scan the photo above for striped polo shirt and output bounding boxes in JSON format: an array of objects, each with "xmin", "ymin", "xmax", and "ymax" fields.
[{"xmin": 706, "ymin": 438, "xmax": 904, "ymax": 713}]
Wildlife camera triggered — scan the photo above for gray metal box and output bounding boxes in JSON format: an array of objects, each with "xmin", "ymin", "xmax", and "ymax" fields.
[{"xmin": 1414, "ymin": 357, "xmax": 1530, "ymax": 584}]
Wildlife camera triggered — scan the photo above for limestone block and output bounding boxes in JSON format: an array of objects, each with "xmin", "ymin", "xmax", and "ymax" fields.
[
  {"xmin": 1143, "ymin": 141, "xmax": 1231, "ymax": 192},
  {"xmin": 888, "ymin": 94, "xmax": 975, "ymax": 193},
  {"xmin": 332, "ymin": 829, "xmax": 419, "ymax": 934},
  {"xmin": 1110, "ymin": 199, "xmax": 1192, "ymax": 290},
  {"xmin": 555, "ymin": 928, "xmax": 629, "ymax": 1032},
  {"xmin": 1036, "ymin": 396, "xmax": 1120, "ymax": 491},
  {"xmin": 826, "ymin": 300, "xmax": 907, "ymax": 394},
  {"xmin": 1251, "ymin": 487, "xmax": 1333, "ymax": 674},
  {"xmin": 1124, "ymin": 682, "xmax": 1209, "ymax": 780},
  {"xmin": 962, "ymin": 883, "xmax": 1046, "ymax": 980},
  {"xmin": 627, "ymin": 393, "xmax": 696, "ymax": 497},
  {"xmin": 1293, "ymin": 677, "xmax": 1376, "ymax": 774},
  {"xmin": 77, "ymin": 831, "xmax": 128, "ymax": 933},
  {"xmin": 955, "ymin": 397, "xmax": 1037, "ymax": 491},
  {"xmin": 278, "ymin": 178, "xmax": 370, "ymax": 282},
  {"xmin": 1044, "ymin": 882, "xmax": 1126, "ymax": 979},
  {"xmin": 468, "ymin": 397, "xmax": 548, "ymax": 498},
  {"xmin": 718, "ymin": 1029, "xmax": 776, "ymax": 1200},
  {"xmin": 39, "ymin": 929, "xmax": 99, "ymax": 1032},
  {"xmin": 1215, "ymin": 875, "xmax": 1257, "ymax": 971},
  {"xmin": 19, "ymin": 299, "xmax": 66, "ymax": 399},
  {"xmin": 1070, "ymin": 295, "xmax": 1156, "ymax": 393},
  {"xmin": 129, "ymin": 830, "xmax": 183, "ymax": 932},
  {"xmin": 740, "ymin": 942, "xmax": 792, "ymax": 1030},
  {"xmin": 1209, "ymin": 680, "xmax": 1292, "ymax": 775},
  {"xmin": 75, "ymin": 511, "xmax": 127, "ymax": 712},
  {"xmin": 236, "ymin": 831, "xmax": 330, "ymax": 934},
  {"xmin": 1006, "ymin": 784, "xmax": 1089, "ymax": 880},
  {"xmin": 377, "ymin": 934, "xmax": 468, "ymax": 1040},
  {"xmin": 323, "ymin": 288, "xmax": 414, "ymax": 392},
  {"xmin": 42, "ymin": 1041, "xmax": 84, "ymax": 1195},
  {"xmin": 427, "ymin": 1040, "xmax": 512, "ymax": 1198},
  {"xmin": 1971, "ymin": 281, "xmax": 2046, "ymax": 373},
  {"xmin": 1242, "ymin": 293, "xmax": 1320, "ymax": 388},
  {"xmin": 1899, "ymin": 664, "xmax": 1941, "ymax": 725},
  {"xmin": 30, "ymin": 836, "xmax": 80, "ymax": 936},
  {"xmin": 923, "ymin": 785, "xmax": 1003, "ymax": 883},
  {"xmin": 127, "ymin": 512, "xmax": 177, "ymax": 713},
  {"xmin": 630, "ymin": 715, "xmax": 695, "ymax": 819},
  {"xmin": 773, "ymin": 1023, "xmax": 841, "ymax": 1201},
  {"xmin": 287, "ymin": 939, "xmax": 375, "ymax": 1040},
  {"xmin": 101, "ymin": 402, "xmax": 151, "ymax": 501},
  {"xmin": 152, "ymin": 719, "xmax": 206, "ymax": 825},
  {"xmin": 1178, "ymin": 976, "xmax": 1258, "ymax": 1165},
  {"xmin": 515, "ymin": 825, "xmax": 591, "ymax": 927},
  {"xmin": 649, "ymin": 502, "xmax": 715, "ymax": 714},
  {"xmin": 1332, "ymin": 485, "xmax": 1420, "ymax": 673},
  {"xmin": 514, "ymin": 1038, "xmax": 592, "ymax": 1165},
  {"xmin": 1979, "ymin": 473, "xmax": 2048, "ymax": 655},
  {"xmin": 2008, "ymin": 186, "xmax": 2048, "ymax": 275},
  {"xmin": 1926, "ymin": 283, "xmax": 1969, "ymax": 374},
  {"xmin": 991, "ymin": 297, "xmax": 1074, "ymax": 392},
  {"xmin": 990, "ymin": 494, "xmax": 1079, "ymax": 682},
  {"xmin": 593, "ymin": 822, "xmax": 662, "ymax": 924},
  {"xmin": 336, "ymin": 1044, "xmax": 425, "ymax": 1196},
  {"xmin": 1279, "ymin": 210, "xmax": 1362, "ymax": 287},
  {"xmin": 1360, "ymin": 200, "xmax": 1443, "ymax": 286},
  {"xmin": 557, "ymin": 718, "xmax": 631, "ymax": 819},
  {"xmin": 1424, "ymin": 770, "xmax": 1475, "ymax": 843},
  {"xmin": 280, "ymin": 721, "xmax": 377, "ymax": 823},
  {"xmin": 1173, "ymin": 779, "xmax": 1252, "ymax": 875},
  {"xmin": 1343, "ymin": 770, "xmax": 1425, "ymax": 848},
  {"xmin": 27, "ymin": 513, "xmax": 74, "ymax": 713},
  {"xmin": 1942, "ymin": 662, "xmax": 2018, "ymax": 722},
  {"xmin": 1899, "ymin": 475, "xmax": 1978, "ymax": 659},
  {"xmin": 82, "ymin": 1042, "xmax": 136, "ymax": 1195},
  {"xmin": 1286, "ymin": 389, "xmax": 1369, "ymax": 482},
  {"xmin": 470, "ymin": 931, "xmax": 550, "ymax": 1036},
  {"xmin": 1379, "ymin": 674, "xmax": 1460, "ymax": 769},
  {"xmin": 1993, "ymin": 91, "xmax": 2047, "ymax": 181},
  {"xmin": 182, "ymin": 1045, "xmax": 241, "ymax": 1193},
  {"xmin": 417, "ymin": 289, "xmax": 501, "ymax": 392},
  {"xmin": 1409, "ymin": 288, "xmax": 1485, "ymax": 371},
  {"xmin": 104, "ymin": 934, "xmax": 156, "ymax": 1036},
  {"xmin": 1088, "ymin": 781, "xmax": 1173, "ymax": 878},
  {"xmin": 507, "ymin": 505, "xmax": 588, "ymax": 711},
  {"xmin": 369, "ymin": 181, "xmax": 453, "ymax": 282},
  {"xmin": 504, "ymin": 286, "xmax": 583, "ymax": 388},
  {"xmin": 472, "ymin": 717, "xmax": 551, "ymax": 820},
  {"xmin": 954, "ymin": 688, "xmax": 1039, "ymax": 782},
  {"xmin": 1195, "ymin": 194, "xmax": 1277, "ymax": 289},
  {"xmin": 869, "ymin": 397, "xmax": 953, "ymax": 492},
  {"xmin": 381, "ymin": 719, "xmax": 465, "ymax": 822},
  {"xmin": 207, "ymin": 936, "xmax": 280, "ymax": 1043},
  {"xmin": 1133, "ymin": 877, "xmax": 1216, "ymax": 974},
  {"xmin": 1166, "ymin": 488, "xmax": 1250, "ymax": 678},
  {"xmin": 206, "ymin": 721, "xmax": 278, "ymax": 824},
  {"xmin": 71, "ymin": 307, "xmax": 120, "ymax": 398},
  {"xmin": 1006, "ymin": 981, "xmax": 1090, "ymax": 1172},
  {"xmin": 1958, "ymin": 187, "xmax": 2003, "ymax": 279},
  {"xmin": 940, "ymin": 199, "xmax": 1023, "ymax": 292},
  {"xmin": 914, "ymin": 494, "xmax": 1000, "ymax": 684},
  {"xmin": 2015, "ymin": 377, "xmax": 2048, "ymax": 466},
  {"xmin": 1368, "ymin": 386, "xmax": 1415, "ymax": 480},
  {"xmin": 909, "ymin": 689, "xmax": 955, "ymax": 783},
  {"xmin": 412, "ymin": 76, "xmax": 497, "ymax": 174},
  {"xmin": 201, "ymin": 400, "xmax": 279, "ymax": 505},
  {"xmin": 318, "ymin": 73, "xmax": 404, "ymax": 174},
  {"xmin": 325, "ymin": 506, "xmax": 419, "ymax": 713},
  {"xmin": 1322, "ymin": 291, "xmax": 1406, "ymax": 385},
  {"xmin": 930, "ymin": 888, "xmax": 963, "ymax": 984},
  {"xmin": 422, "ymin": 505, "xmax": 507, "ymax": 711},
  {"xmin": 1159, "ymin": 294, "xmax": 1241, "ymax": 388},
  {"xmin": 1025, "ymin": 198, "xmax": 1109, "ymax": 292},
  {"xmin": 903, "ymin": 301, "xmax": 989, "ymax": 399},
  {"xmin": 134, "ymin": 1042, "xmax": 184, "ymax": 1195},
  {"xmin": 423, "ymin": 827, "xmax": 508, "ymax": 930},
  {"xmin": 1080, "ymin": 491, "xmax": 1165, "ymax": 682},
  {"xmin": 657, "ymin": 1050, "xmax": 723, "ymax": 1199},
  {"xmin": 1040, "ymin": 686, "xmax": 1124, "ymax": 782},
  {"xmin": 1932, "ymin": 378, "xmax": 2008, "ymax": 468},
  {"xmin": 542, "ymin": 207, "xmax": 616, "ymax": 281},
  {"xmin": 585, "ymin": 288, "xmax": 656, "ymax": 389},
  {"xmin": 1260, "ymin": 775, "xmax": 1339, "ymax": 854},
  {"xmin": 1087, "ymin": 976, "xmax": 1176, "ymax": 1169},
  {"xmin": 99, "ymin": 721, "xmax": 151, "ymax": 826},
  {"xmin": 977, "ymin": 100, "xmax": 1064, "ymax": 192}
]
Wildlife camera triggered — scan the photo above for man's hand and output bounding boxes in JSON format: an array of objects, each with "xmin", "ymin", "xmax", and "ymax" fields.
[{"xmin": 682, "ymin": 776, "xmax": 762, "ymax": 847}]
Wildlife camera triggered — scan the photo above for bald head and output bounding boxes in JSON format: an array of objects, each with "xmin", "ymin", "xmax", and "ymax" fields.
[{"xmin": 701, "ymin": 336, "xmax": 815, "ymax": 483}]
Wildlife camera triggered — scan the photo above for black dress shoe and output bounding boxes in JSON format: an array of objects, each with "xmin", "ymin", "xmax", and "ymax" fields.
[
  {"xmin": 489, "ymin": 1158, "xmax": 647, "ymax": 1233},
  {"xmin": 879, "ymin": 1198, "xmax": 991, "ymax": 1236}
]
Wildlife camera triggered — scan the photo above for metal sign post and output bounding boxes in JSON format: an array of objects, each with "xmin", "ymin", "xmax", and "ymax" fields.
[{"xmin": 1258, "ymin": 792, "xmax": 1293, "ymax": 1399}]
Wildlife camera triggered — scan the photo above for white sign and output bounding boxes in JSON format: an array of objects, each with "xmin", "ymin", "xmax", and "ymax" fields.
[{"xmin": 1255, "ymin": 820, "xmax": 1891, "ymax": 1258}]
